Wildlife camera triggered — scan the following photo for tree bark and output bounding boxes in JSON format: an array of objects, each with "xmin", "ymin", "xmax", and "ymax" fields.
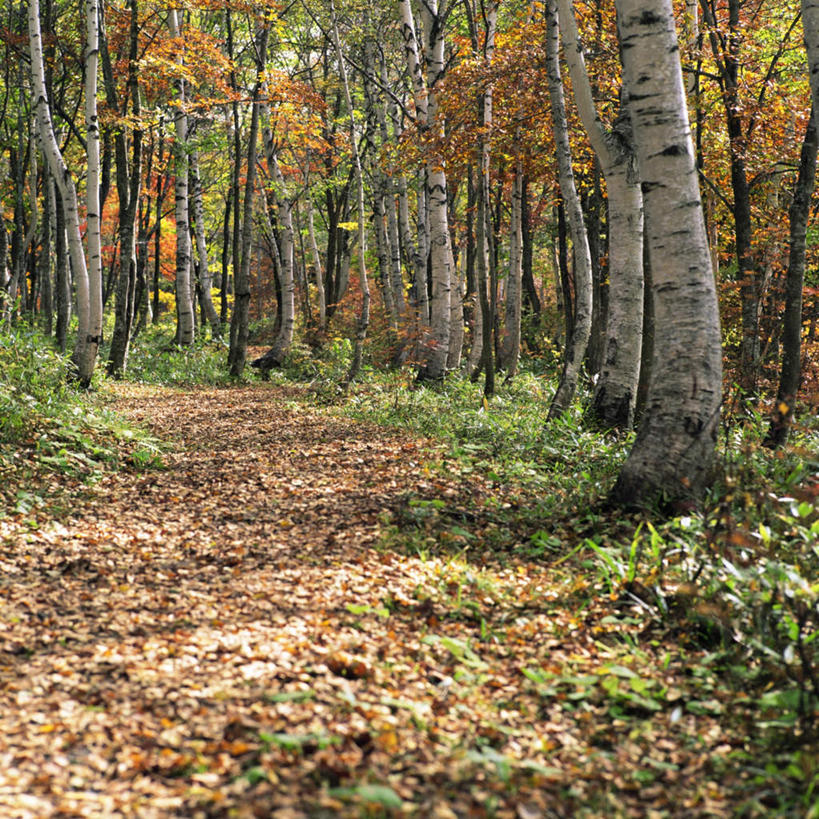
[
  {"xmin": 764, "ymin": 108, "xmax": 818, "ymax": 447},
  {"xmin": 557, "ymin": 0, "xmax": 643, "ymax": 428},
  {"xmin": 228, "ymin": 23, "xmax": 269, "ymax": 377},
  {"xmin": 29, "ymin": 0, "xmax": 96, "ymax": 384},
  {"xmin": 168, "ymin": 8, "xmax": 194, "ymax": 347},
  {"xmin": 190, "ymin": 148, "xmax": 221, "ymax": 337},
  {"xmin": 104, "ymin": 0, "xmax": 142, "ymax": 376},
  {"xmin": 610, "ymin": 0, "xmax": 722, "ymax": 508},
  {"xmin": 545, "ymin": 0, "xmax": 593, "ymax": 418},
  {"xmin": 252, "ymin": 111, "xmax": 296, "ymax": 369}
]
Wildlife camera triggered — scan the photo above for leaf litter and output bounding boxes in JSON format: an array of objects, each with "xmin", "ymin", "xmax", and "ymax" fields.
[{"xmin": 0, "ymin": 383, "xmax": 784, "ymax": 817}]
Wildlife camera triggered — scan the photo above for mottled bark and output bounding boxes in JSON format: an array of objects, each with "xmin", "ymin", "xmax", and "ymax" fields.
[
  {"xmin": 228, "ymin": 24, "xmax": 269, "ymax": 377},
  {"xmin": 611, "ymin": 0, "xmax": 722, "ymax": 507},
  {"xmin": 29, "ymin": 0, "xmax": 96, "ymax": 384},
  {"xmin": 545, "ymin": 0, "xmax": 593, "ymax": 418},
  {"xmin": 167, "ymin": 9, "xmax": 194, "ymax": 347},
  {"xmin": 190, "ymin": 149, "xmax": 220, "ymax": 337},
  {"xmin": 558, "ymin": 0, "xmax": 643, "ymax": 428}
]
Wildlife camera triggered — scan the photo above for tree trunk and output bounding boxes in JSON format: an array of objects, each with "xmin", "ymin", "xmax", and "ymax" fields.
[
  {"xmin": 252, "ymin": 113, "xmax": 296, "ymax": 369},
  {"xmin": 557, "ymin": 0, "xmax": 643, "ymax": 428},
  {"xmin": 400, "ymin": 0, "xmax": 452, "ymax": 380},
  {"xmin": 29, "ymin": 0, "xmax": 96, "ymax": 384},
  {"xmin": 168, "ymin": 9, "xmax": 194, "ymax": 347},
  {"xmin": 305, "ymin": 198, "xmax": 326, "ymax": 331},
  {"xmin": 610, "ymin": 0, "xmax": 722, "ymax": 508},
  {"xmin": 104, "ymin": 0, "xmax": 142, "ymax": 376},
  {"xmin": 545, "ymin": 0, "xmax": 593, "ymax": 419},
  {"xmin": 190, "ymin": 148, "xmax": 221, "ymax": 337},
  {"xmin": 228, "ymin": 24, "xmax": 269, "ymax": 377},
  {"xmin": 328, "ymin": 0, "xmax": 370, "ymax": 384},
  {"xmin": 498, "ymin": 148, "xmax": 523, "ymax": 377},
  {"xmin": 764, "ymin": 108, "xmax": 818, "ymax": 447}
]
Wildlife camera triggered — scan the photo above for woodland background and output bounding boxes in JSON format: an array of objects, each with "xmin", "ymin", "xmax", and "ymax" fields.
[{"xmin": 0, "ymin": 0, "xmax": 818, "ymax": 815}]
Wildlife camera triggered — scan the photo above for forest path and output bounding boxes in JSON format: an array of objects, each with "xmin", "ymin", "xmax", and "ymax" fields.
[{"xmin": 0, "ymin": 383, "xmax": 730, "ymax": 817}]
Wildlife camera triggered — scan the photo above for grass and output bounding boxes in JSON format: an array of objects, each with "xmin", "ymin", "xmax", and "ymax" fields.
[{"xmin": 0, "ymin": 326, "xmax": 165, "ymax": 519}]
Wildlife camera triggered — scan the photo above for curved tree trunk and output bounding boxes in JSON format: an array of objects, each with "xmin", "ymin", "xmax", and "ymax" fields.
[
  {"xmin": 29, "ymin": 0, "xmax": 95, "ymax": 384},
  {"xmin": 557, "ymin": 0, "xmax": 643, "ymax": 428},
  {"xmin": 610, "ymin": 0, "xmax": 722, "ymax": 508},
  {"xmin": 545, "ymin": 0, "xmax": 593, "ymax": 419}
]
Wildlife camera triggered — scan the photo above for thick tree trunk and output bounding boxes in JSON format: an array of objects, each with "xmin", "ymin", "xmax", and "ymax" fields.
[
  {"xmin": 105, "ymin": 0, "xmax": 142, "ymax": 376},
  {"xmin": 610, "ymin": 0, "xmax": 722, "ymax": 508},
  {"xmin": 400, "ymin": 0, "xmax": 452, "ymax": 380},
  {"xmin": 545, "ymin": 0, "xmax": 593, "ymax": 418},
  {"xmin": 764, "ymin": 108, "xmax": 818, "ymax": 447}
]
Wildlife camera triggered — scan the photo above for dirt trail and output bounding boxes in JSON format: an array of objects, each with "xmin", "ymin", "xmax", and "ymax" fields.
[{"xmin": 0, "ymin": 384, "xmax": 733, "ymax": 817}]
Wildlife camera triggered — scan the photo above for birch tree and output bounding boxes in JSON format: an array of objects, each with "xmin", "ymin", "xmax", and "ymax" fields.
[
  {"xmin": 228, "ymin": 23, "xmax": 269, "ymax": 377},
  {"xmin": 804, "ymin": 0, "xmax": 819, "ymax": 110},
  {"xmin": 190, "ymin": 148, "xmax": 221, "ymax": 337},
  {"xmin": 557, "ymin": 0, "xmax": 644, "ymax": 428},
  {"xmin": 168, "ymin": 8, "xmax": 195, "ymax": 346},
  {"xmin": 399, "ymin": 0, "xmax": 453, "ymax": 380},
  {"xmin": 610, "ymin": 0, "xmax": 722, "ymax": 506},
  {"xmin": 252, "ymin": 108, "xmax": 296, "ymax": 368},
  {"xmin": 545, "ymin": 0, "xmax": 593, "ymax": 419},
  {"xmin": 28, "ymin": 0, "xmax": 99, "ymax": 385},
  {"xmin": 329, "ymin": 0, "xmax": 370, "ymax": 384}
]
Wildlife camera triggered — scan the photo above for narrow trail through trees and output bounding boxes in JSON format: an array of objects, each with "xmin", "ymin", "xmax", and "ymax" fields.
[{"xmin": 0, "ymin": 385, "xmax": 749, "ymax": 816}]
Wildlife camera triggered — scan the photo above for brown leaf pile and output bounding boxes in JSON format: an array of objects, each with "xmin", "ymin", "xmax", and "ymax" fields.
[{"xmin": 0, "ymin": 384, "xmax": 759, "ymax": 817}]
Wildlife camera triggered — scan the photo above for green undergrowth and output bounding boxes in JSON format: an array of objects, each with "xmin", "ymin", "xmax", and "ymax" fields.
[
  {"xmin": 281, "ymin": 362, "xmax": 819, "ymax": 810},
  {"xmin": 0, "ymin": 327, "xmax": 165, "ymax": 519},
  {"xmin": 124, "ymin": 325, "xmax": 237, "ymax": 386}
]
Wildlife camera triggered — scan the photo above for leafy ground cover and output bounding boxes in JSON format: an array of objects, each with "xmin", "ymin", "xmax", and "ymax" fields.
[{"xmin": 0, "ymin": 340, "xmax": 817, "ymax": 816}]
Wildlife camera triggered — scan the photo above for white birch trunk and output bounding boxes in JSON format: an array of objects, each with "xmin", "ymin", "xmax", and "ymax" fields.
[
  {"xmin": 611, "ymin": 0, "xmax": 722, "ymax": 506},
  {"xmin": 306, "ymin": 198, "xmax": 326, "ymax": 330},
  {"xmin": 168, "ymin": 8, "xmax": 194, "ymax": 346},
  {"xmin": 28, "ymin": 0, "xmax": 94, "ymax": 383},
  {"xmin": 84, "ymin": 0, "xmax": 103, "ymax": 376},
  {"xmin": 190, "ymin": 148, "xmax": 221, "ymax": 336},
  {"xmin": 546, "ymin": 0, "xmax": 593, "ymax": 418},
  {"xmin": 400, "ymin": 0, "xmax": 451, "ymax": 378},
  {"xmin": 498, "ymin": 149, "xmax": 524, "ymax": 377},
  {"xmin": 558, "ymin": 0, "xmax": 644, "ymax": 428},
  {"xmin": 259, "ymin": 115, "xmax": 295, "ymax": 365}
]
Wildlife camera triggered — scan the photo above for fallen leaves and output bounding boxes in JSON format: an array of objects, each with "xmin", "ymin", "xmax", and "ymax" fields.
[{"xmin": 0, "ymin": 383, "xmax": 783, "ymax": 816}]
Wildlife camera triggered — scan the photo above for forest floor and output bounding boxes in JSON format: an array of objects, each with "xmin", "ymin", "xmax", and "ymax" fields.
[{"xmin": 0, "ymin": 382, "xmax": 805, "ymax": 817}]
